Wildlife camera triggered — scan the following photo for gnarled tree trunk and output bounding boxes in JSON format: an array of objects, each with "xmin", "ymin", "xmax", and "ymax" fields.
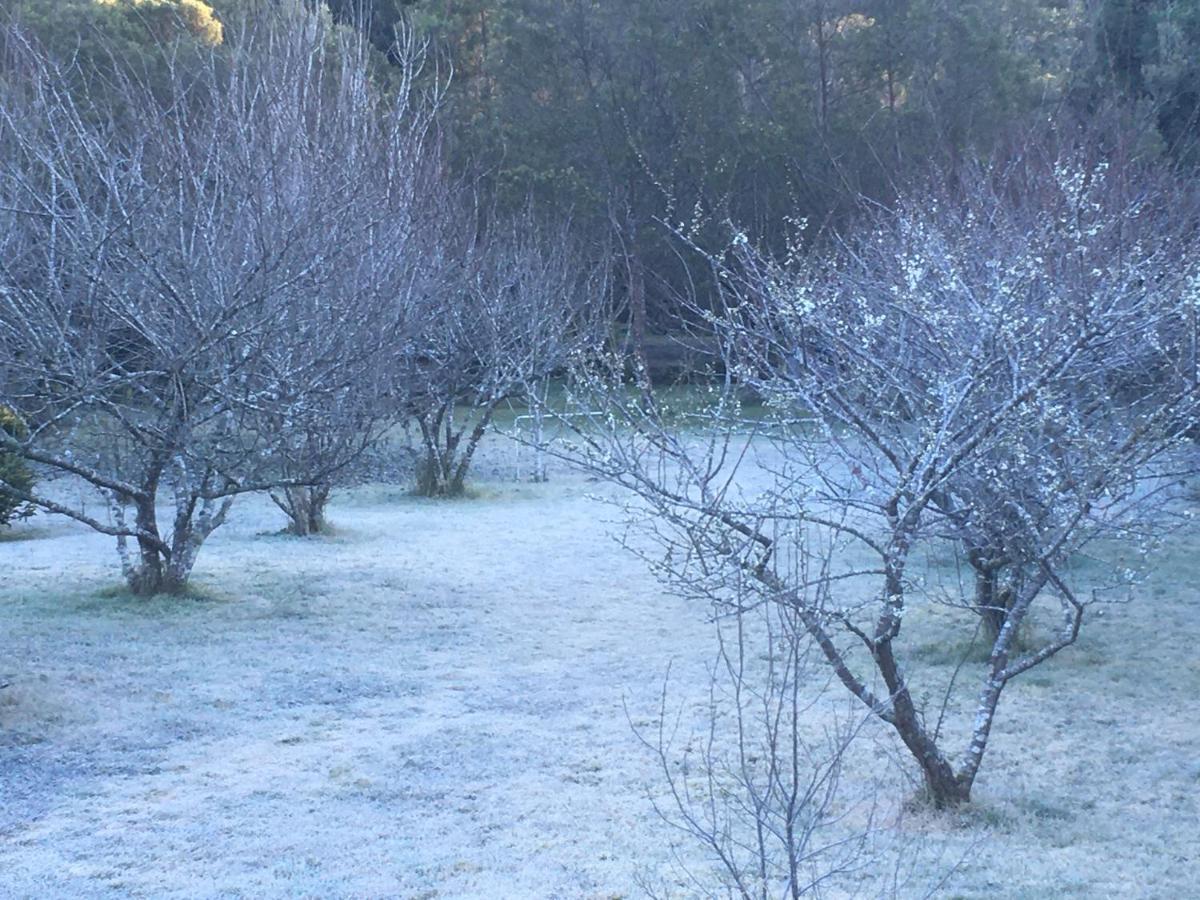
[
  {"xmin": 271, "ymin": 485, "xmax": 331, "ymax": 536},
  {"xmin": 414, "ymin": 405, "xmax": 495, "ymax": 498}
]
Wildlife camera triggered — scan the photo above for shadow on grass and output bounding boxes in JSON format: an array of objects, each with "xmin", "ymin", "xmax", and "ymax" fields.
[
  {"xmin": 68, "ymin": 581, "xmax": 234, "ymax": 615},
  {"xmin": 909, "ymin": 621, "xmax": 1045, "ymax": 668},
  {"xmin": 336, "ymin": 481, "xmax": 515, "ymax": 509},
  {"xmin": 254, "ymin": 523, "xmax": 348, "ymax": 541},
  {"xmin": 409, "ymin": 483, "xmax": 502, "ymax": 502},
  {"xmin": 0, "ymin": 524, "xmax": 53, "ymax": 543},
  {"xmin": 909, "ymin": 635, "xmax": 993, "ymax": 667}
]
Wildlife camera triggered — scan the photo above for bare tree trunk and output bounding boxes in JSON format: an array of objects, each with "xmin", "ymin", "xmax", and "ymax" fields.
[
  {"xmin": 128, "ymin": 562, "xmax": 187, "ymax": 597},
  {"xmin": 968, "ymin": 551, "xmax": 1016, "ymax": 642},
  {"xmin": 125, "ymin": 501, "xmax": 198, "ymax": 596},
  {"xmin": 415, "ymin": 408, "xmax": 456, "ymax": 497},
  {"xmin": 872, "ymin": 623, "xmax": 971, "ymax": 807},
  {"xmin": 414, "ymin": 404, "xmax": 496, "ymax": 497},
  {"xmin": 814, "ymin": 0, "xmax": 830, "ymax": 135},
  {"xmin": 978, "ymin": 579, "xmax": 1015, "ymax": 643},
  {"xmin": 529, "ymin": 392, "xmax": 549, "ymax": 482},
  {"xmin": 271, "ymin": 485, "xmax": 331, "ymax": 536},
  {"xmin": 127, "ymin": 547, "xmax": 192, "ymax": 595},
  {"xmin": 629, "ymin": 250, "xmax": 650, "ymax": 385},
  {"xmin": 891, "ymin": 709, "xmax": 971, "ymax": 808},
  {"xmin": 124, "ymin": 469, "xmax": 185, "ymax": 597}
]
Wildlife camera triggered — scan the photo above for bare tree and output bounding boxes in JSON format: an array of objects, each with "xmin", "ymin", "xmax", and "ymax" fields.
[
  {"xmin": 256, "ymin": 20, "xmax": 444, "ymax": 535},
  {"xmin": 404, "ymin": 211, "xmax": 608, "ymax": 497},
  {"xmin": 560, "ymin": 145, "xmax": 1200, "ymax": 807},
  {"xmin": 636, "ymin": 588, "xmax": 872, "ymax": 899},
  {"xmin": 0, "ymin": 5, "xmax": 439, "ymax": 591}
]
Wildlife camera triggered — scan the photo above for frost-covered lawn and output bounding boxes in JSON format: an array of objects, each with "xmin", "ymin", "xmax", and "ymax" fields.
[{"xmin": 1, "ymin": 455, "xmax": 1198, "ymax": 898}]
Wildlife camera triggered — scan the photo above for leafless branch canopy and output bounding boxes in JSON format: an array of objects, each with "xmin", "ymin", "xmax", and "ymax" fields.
[
  {"xmin": 0, "ymin": 5, "xmax": 442, "ymax": 591},
  {"xmin": 558, "ymin": 146, "xmax": 1200, "ymax": 807}
]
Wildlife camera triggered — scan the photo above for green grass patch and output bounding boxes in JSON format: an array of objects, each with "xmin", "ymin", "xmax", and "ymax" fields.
[
  {"xmin": 909, "ymin": 634, "xmax": 992, "ymax": 667},
  {"xmin": 0, "ymin": 524, "xmax": 53, "ymax": 543}
]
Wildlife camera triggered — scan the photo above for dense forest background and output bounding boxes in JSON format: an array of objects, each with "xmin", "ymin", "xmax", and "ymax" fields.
[
  {"xmin": 344, "ymin": 0, "xmax": 1200, "ymax": 356},
  {"xmin": 10, "ymin": 0, "xmax": 1200, "ymax": 360}
]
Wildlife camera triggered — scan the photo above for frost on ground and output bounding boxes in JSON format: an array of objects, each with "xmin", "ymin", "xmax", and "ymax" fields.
[{"xmin": 1, "ymin": 447, "xmax": 1198, "ymax": 898}]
